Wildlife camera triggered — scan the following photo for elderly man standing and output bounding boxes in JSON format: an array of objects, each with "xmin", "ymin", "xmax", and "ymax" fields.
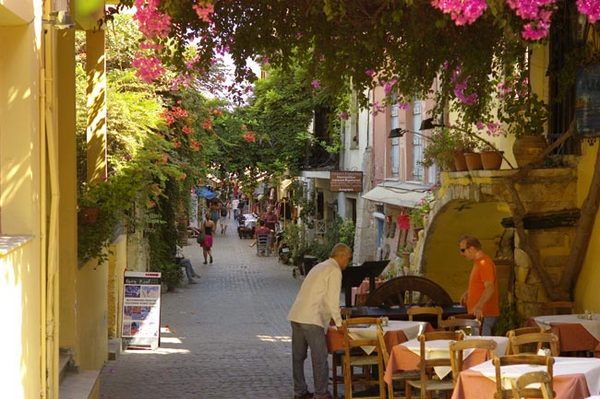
[
  {"xmin": 459, "ymin": 235, "xmax": 500, "ymax": 335},
  {"xmin": 288, "ymin": 243, "xmax": 352, "ymax": 399}
]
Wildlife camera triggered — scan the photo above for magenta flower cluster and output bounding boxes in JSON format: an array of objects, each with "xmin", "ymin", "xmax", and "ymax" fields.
[
  {"xmin": 577, "ymin": 0, "xmax": 600, "ymax": 23},
  {"xmin": 506, "ymin": 0, "xmax": 556, "ymax": 41},
  {"xmin": 132, "ymin": 55, "xmax": 165, "ymax": 83},
  {"xmin": 431, "ymin": 0, "xmax": 487, "ymax": 25},
  {"xmin": 133, "ymin": 0, "xmax": 171, "ymax": 39}
]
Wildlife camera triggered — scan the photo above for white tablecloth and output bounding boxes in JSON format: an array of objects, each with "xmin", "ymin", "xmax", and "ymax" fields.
[
  {"xmin": 402, "ymin": 336, "xmax": 509, "ymax": 379},
  {"xmin": 349, "ymin": 320, "xmax": 428, "ymax": 354},
  {"xmin": 470, "ymin": 356, "xmax": 600, "ymax": 395},
  {"xmin": 534, "ymin": 314, "xmax": 600, "ymax": 342}
]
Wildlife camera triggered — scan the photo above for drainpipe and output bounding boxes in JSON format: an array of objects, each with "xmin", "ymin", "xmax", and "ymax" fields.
[{"xmin": 41, "ymin": 0, "xmax": 70, "ymax": 396}]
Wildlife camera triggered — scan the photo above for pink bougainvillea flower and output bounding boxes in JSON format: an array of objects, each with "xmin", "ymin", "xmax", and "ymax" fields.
[
  {"xmin": 476, "ymin": 121, "xmax": 486, "ymax": 130},
  {"xmin": 506, "ymin": 0, "xmax": 556, "ymax": 41},
  {"xmin": 370, "ymin": 101, "xmax": 386, "ymax": 116},
  {"xmin": 182, "ymin": 126, "xmax": 193, "ymax": 136},
  {"xmin": 133, "ymin": 0, "xmax": 172, "ymax": 39},
  {"xmin": 339, "ymin": 111, "xmax": 349, "ymax": 121},
  {"xmin": 132, "ymin": 55, "xmax": 165, "ymax": 83},
  {"xmin": 398, "ymin": 102, "xmax": 409, "ymax": 110},
  {"xmin": 174, "ymin": 140, "xmax": 182, "ymax": 149},
  {"xmin": 171, "ymin": 106, "xmax": 189, "ymax": 119},
  {"xmin": 365, "ymin": 69, "xmax": 376, "ymax": 77},
  {"xmin": 192, "ymin": 3, "xmax": 214, "ymax": 23},
  {"xmin": 161, "ymin": 109, "xmax": 175, "ymax": 126},
  {"xmin": 577, "ymin": 0, "xmax": 600, "ymax": 23},
  {"xmin": 431, "ymin": 0, "xmax": 487, "ymax": 25},
  {"xmin": 311, "ymin": 79, "xmax": 321, "ymax": 89},
  {"xmin": 383, "ymin": 79, "xmax": 397, "ymax": 94}
]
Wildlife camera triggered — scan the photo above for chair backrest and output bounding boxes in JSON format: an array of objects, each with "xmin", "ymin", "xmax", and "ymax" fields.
[
  {"xmin": 408, "ymin": 306, "xmax": 443, "ymax": 326},
  {"xmin": 376, "ymin": 322, "xmax": 389, "ymax": 365},
  {"xmin": 438, "ymin": 318, "xmax": 482, "ymax": 336},
  {"xmin": 542, "ymin": 301, "xmax": 575, "ymax": 315},
  {"xmin": 493, "ymin": 355, "xmax": 554, "ymax": 399},
  {"xmin": 510, "ymin": 371, "xmax": 554, "ymax": 399},
  {"xmin": 417, "ymin": 331, "xmax": 463, "ymax": 385},
  {"xmin": 506, "ymin": 326, "xmax": 544, "ymax": 337},
  {"xmin": 342, "ymin": 317, "xmax": 382, "ymax": 353},
  {"xmin": 509, "ymin": 332, "xmax": 559, "ymax": 356},
  {"xmin": 449, "ymin": 338, "xmax": 497, "ymax": 384}
]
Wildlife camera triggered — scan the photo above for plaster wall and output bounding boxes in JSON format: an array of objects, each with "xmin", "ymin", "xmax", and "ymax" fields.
[
  {"xmin": 575, "ymin": 143, "xmax": 600, "ymax": 313},
  {"xmin": 0, "ymin": 16, "xmax": 43, "ymax": 398}
]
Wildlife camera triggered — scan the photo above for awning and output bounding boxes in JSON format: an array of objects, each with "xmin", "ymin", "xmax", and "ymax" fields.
[{"xmin": 362, "ymin": 181, "xmax": 432, "ymax": 208}]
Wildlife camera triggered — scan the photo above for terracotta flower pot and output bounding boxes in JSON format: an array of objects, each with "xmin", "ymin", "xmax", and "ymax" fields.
[
  {"xmin": 79, "ymin": 207, "xmax": 99, "ymax": 224},
  {"xmin": 453, "ymin": 151, "xmax": 468, "ymax": 171},
  {"xmin": 464, "ymin": 152, "xmax": 483, "ymax": 171},
  {"xmin": 513, "ymin": 135, "xmax": 547, "ymax": 167},
  {"xmin": 480, "ymin": 151, "xmax": 503, "ymax": 170}
]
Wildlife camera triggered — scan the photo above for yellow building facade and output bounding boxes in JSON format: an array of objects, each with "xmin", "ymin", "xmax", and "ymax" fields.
[{"xmin": 0, "ymin": 1, "xmax": 127, "ymax": 397}]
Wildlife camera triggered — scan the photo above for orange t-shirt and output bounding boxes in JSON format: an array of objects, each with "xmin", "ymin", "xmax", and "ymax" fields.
[{"xmin": 467, "ymin": 255, "xmax": 500, "ymax": 317}]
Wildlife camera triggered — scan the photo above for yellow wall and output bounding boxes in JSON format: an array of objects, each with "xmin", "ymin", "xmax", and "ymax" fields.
[
  {"xmin": 0, "ymin": 5, "xmax": 43, "ymax": 397},
  {"xmin": 422, "ymin": 201, "xmax": 511, "ymax": 300},
  {"xmin": 108, "ymin": 235, "xmax": 127, "ymax": 339},
  {"xmin": 575, "ymin": 143, "xmax": 600, "ymax": 312}
]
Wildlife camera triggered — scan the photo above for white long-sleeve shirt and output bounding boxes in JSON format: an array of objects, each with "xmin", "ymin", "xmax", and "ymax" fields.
[{"xmin": 287, "ymin": 258, "xmax": 343, "ymax": 331}]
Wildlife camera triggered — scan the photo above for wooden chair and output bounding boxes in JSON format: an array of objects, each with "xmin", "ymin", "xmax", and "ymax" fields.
[
  {"xmin": 256, "ymin": 233, "xmax": 271, "ymax": 256},
  {"xmin": 493, "ymin": 355, "xmax": 554, "ymax": 399},
  {"xmin": 376, "ymin": 323, "xmax": 419, "ymax": 399},
  {"xmin": 509, "ymin": 332, "xmax": 559, "ymax": 356},
  {"xmin": 542, "ymin": 301, "xmax": 575, "ymax": 315},
  {"xmin": 449, "ymin": 338, "xmax": 497, "ymax": 385},
  {"xmin": 406, "ymin": 331, "xmax": 464, "ymax": 399},
  {"xmin": 407, "ymin": 306, "xmax": 443, "ymax": 327},
  {"xmin": 505, "ymin": 327, "xmax": 544, "ymax": 354},
  {"xmin": 438, "ymin": 318, "xmax": 481, "ymax": 336},
  {"xmin": 342, "ymin": 317, "xmax": 385, "ymax": 399},
  {"xmin": 510, "ymin": 371, "xmax": 554, "ymax": 399}
]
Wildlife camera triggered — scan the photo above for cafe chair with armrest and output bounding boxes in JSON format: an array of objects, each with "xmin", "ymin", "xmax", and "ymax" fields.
[
  {"xmin": 342, "ymin": 317, "xmax": 386, "ymax": 399},
  {"xmin": 493, "ymin": 355, "xmax": 554, "ymax": 399},
  {"xmin": 542, "ymin": 301, "xmax": 575, "ymax": 315},
  {"xmin": 406, "ymin": 330, "xmax": 464, "ymax": 399},
  {"xmin": 449, "ymin": 338, "xmax": 497, "ymax": 385},
  {"xmin": 438, "ymin": 318, "xmax": 481, "ymax": 336},
  {"xmin": 509, "ymin": 332, "xmax": 559, "ymax": 356},
  {"xmin": 407, "ymin": 306, "xmax": 443, "ymax": 328},
  {"xmin": 376, "ymin": 323, "xmax": 420, "ymax": 399},
  {"xmin": 510, "ymin": 370, "xmax": 554, "ymax": 399}
]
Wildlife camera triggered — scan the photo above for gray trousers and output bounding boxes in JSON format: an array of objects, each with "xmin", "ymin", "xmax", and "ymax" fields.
[
  {"xmin": 481, "ymin": 316, "xmax": 498, "ymax": 336},
  {"xmin": 291, "ymin": 321, "xmax": 329, "ymax": 397},
  {"xmin": 178, "ymin": 258, "xmax": 197, "ymax": 282}
]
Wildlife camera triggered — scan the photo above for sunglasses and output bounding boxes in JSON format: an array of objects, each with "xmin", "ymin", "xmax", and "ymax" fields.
[{"xmin": 459, "ymin": 247, "xmax": 468, "ymax": 253}]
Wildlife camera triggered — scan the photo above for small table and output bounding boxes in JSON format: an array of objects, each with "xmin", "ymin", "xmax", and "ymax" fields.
[
  {"xmin": 529, "ymin": 314, "xmax": 600, "ymax": 354},
  {"xmin": 384, "ymin": 336, "xmax": 509, "ymax": 384},
  {"xmin": 452, "ymin": 357, "xmax": 600, "ymax": 399},
  {"xmin": 327, "ymin": 320, "xmax": 431, "ymax": 353}
]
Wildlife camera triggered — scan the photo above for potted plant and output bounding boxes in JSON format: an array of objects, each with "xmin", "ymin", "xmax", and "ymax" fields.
[
  {"xmin": 422, "ymin": 128, "xmax": 462, "ymax": 172},
  {"xmin": 479, "ymin": 144, "xmax": 504, "ymax": 170}
]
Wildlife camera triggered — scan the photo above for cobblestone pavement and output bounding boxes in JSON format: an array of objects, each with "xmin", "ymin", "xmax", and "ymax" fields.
[{"xmin": 100, "ymin": 218, "xmax": 311, "ymax": 398}]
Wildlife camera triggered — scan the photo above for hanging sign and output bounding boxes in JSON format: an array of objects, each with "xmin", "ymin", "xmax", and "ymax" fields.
[
  {"xmin": 122, "ymin": 271, "xmax": 162, "ymax": 350},
  {"xmin": 330, "ymin": 171, "xmax": 363, "ymax": 192},
  {"xmin": 576, "ymin": 63, "xmax": 600, "ymax": 138}
]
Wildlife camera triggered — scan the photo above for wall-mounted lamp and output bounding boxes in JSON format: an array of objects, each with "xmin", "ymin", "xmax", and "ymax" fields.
[
  {"xmin": 388, "ymin": 127, "xmax": 431, "ymax": 140},
  {"xmin": 419, "ymin": 117, "xmax": 443, "ymax": 131}
]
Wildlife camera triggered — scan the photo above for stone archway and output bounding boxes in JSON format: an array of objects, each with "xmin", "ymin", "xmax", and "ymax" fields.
[{"xmin": 413, "ymin": 168, "xmax": 579, "ymax": 318}]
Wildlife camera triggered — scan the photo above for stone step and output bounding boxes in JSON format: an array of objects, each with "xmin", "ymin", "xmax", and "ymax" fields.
[{"xmin": 59, "ymin": 369, "xmax": 100, "ymax": 399}]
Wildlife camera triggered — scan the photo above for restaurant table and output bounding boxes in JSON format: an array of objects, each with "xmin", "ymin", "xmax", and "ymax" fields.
[
  {"xmin": 451, "ymin": 357, "xmax": 600, "ymax": 399},
  {"xmin": 529, "ymin": 314, "xmax": 600, "ymax": 354},
  {"xmin": 327, "ymin": 320, "xmax": 431, "ymax": 354},
  {"xmin": 384, "ymin": 335, "xmax": 509, "ymax": 385}
]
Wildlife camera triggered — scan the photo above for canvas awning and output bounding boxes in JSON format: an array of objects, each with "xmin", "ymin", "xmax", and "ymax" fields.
[{"xmin": 362, "ymin": 181, "xmax": 432, "ymax": 208}]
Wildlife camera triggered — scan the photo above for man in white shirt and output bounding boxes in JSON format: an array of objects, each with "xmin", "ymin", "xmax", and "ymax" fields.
[{"xmin": 288, "ymin": 243, "xmax": 352, "ymax": 399}]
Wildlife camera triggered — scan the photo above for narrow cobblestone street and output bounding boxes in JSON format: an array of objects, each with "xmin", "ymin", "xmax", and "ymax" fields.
[{"xmin": 100, "ymin": 218, "xmax": 309, "ymax": 398}]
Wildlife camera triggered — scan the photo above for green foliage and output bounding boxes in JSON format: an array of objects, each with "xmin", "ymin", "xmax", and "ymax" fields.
[
  {"xmin": 421, "ymin": 128, "xmax": 463, "ymax": 171},
  {"xmin": 493, "ymin": 299, "xmax": 523, "ymax": 336},
  {"xmin": 409, "ymin": 193, "xmax": 434, "ymax": 229}
]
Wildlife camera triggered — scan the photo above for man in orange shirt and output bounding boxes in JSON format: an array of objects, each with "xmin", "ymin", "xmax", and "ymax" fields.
[{"xmin": 459, "ymin": 235, "xmax": 499, "ymax": 335}]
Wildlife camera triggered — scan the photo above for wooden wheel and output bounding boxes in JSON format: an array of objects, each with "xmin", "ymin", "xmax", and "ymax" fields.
[{"xmin": 365, "ymin": 276, "xmax": 453, "ymax": 307}]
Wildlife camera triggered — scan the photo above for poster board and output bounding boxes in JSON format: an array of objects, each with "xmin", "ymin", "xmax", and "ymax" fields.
[
  {"xmin": 122, "ymin": 271, "xmax": 162, "ymax": 350},
  {"xmin": 576, "ymin": 63, "xmax": 600, "ymax": 138}
]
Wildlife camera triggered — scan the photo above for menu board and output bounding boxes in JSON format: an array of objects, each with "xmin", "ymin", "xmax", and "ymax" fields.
[{"xmin": 122, "ymin": 271, "xmax": 162, "ymax": 350}]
